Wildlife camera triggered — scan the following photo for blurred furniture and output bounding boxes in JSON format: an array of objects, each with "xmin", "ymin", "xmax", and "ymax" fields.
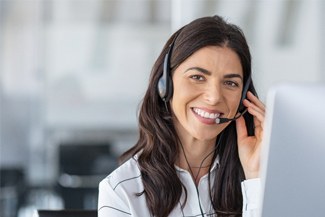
[
  {"xmin": 36, "ymin": 210, "xmax": 97, "ymax": 217},
  {"xmin": 57, "ymin": 142, "xmax": 117, "ymax": 209},
  {"xmin": 0, "ymin": 167, "xmax": 26, "ymax": 217}
]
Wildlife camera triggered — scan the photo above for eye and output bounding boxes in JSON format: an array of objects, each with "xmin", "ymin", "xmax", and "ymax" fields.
[
  {"xmin": 190, "ymin": 75, "xmax": 205, "ymax": 81},
  {"xmin": 224, "ymin": 80, "xmax": 239, "ymax": 87}
]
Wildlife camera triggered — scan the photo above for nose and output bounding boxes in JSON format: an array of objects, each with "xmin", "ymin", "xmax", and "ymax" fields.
[{"xmin": 203, "ymin": 83, "xmax": 223, "ymax": 105}]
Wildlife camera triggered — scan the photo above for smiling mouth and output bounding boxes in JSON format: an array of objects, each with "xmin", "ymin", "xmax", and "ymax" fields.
[{"xmin": 192, "ymin": 108, "xmax": 221, "ymax": 119}]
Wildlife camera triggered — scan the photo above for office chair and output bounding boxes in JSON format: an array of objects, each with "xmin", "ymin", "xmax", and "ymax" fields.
[
  {"xmin": 57, "ymin": 142, "xmax": 117, "ymax": 209},
  {"xmin": 36, "ymin": 210, "xmax": 97, "ymax": 217}
]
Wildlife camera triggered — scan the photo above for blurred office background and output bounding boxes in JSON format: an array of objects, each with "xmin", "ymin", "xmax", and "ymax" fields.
[{"xmin": 0, "ymin": 0, "xmax": 324, "ymax": 217}]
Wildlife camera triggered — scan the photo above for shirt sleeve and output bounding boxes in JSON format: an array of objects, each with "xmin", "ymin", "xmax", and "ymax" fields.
[
  {"xmin": 98, "ymin": 178, "xmax": 132, "ymax": 217},
  {"xmin": 241, "ymin": 178, "xmax": 261, "ymax": 217}
]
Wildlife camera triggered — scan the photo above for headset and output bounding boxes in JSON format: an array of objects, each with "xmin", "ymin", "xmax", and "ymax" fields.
[
  {"xmin": 157, "ymin": 39, "xmax": 252, "ymax": 115},
  {"xmin": 157, "ymin": 40, "xmax": 175, "ymax": 103},
  {"xmin": 238, "ymin": 75, "xmax": 252, "ymax": 112},
  {"xmin": 158, "ymin": 36, "xmax": 252, "ymax": 217}
]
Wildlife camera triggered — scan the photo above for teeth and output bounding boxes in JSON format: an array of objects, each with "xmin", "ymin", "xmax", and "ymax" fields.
[
  {"xmin": 193, "ymin": 108, "xmax": 220, "ymax": 119},
  {"xmin": 203, "ymin": 112, "xmax": 210, "ymax": 118}
]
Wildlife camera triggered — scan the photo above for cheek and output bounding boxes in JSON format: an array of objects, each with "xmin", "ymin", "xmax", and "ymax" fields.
[
  {"xmin": 171, "ymin": 88, "xmax": 189, "ymax": 113},
  {"xmin": 229, "ymin": 94, "xmax": 242, "ymax": 113},
  {"xmin": 171, "ymin": 83, "xmax": 195, "ymax": 115}
]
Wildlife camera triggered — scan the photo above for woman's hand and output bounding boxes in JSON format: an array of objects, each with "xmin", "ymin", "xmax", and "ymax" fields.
[{"xmin": 236, "ymin": 91, "xmax": 265, "ymax": 179}]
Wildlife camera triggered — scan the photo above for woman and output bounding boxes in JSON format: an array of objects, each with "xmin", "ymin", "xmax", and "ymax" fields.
[{"xmin": 98, "ymin": 15, "xmax": 265, "ymax": 217}]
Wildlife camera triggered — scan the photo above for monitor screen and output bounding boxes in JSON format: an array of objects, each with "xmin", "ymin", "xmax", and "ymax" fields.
[{"xmin": 259, "ymin": 83, "xmax": 325, "ymax": 217}]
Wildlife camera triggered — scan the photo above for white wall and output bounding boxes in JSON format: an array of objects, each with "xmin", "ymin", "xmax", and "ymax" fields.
[{"xmin": 0, "ymin": 0, "xmax": 324, "ymax": 184}]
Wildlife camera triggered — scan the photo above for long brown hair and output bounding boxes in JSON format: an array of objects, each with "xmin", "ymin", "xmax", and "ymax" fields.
[{"xmin": 120, "ymin": 15, "xmax": 257, "ymax": 217}]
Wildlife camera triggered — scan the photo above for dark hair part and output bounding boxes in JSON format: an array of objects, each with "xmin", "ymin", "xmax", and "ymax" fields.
[{"xmin": 120, "ymin": 15, "xmax": 257, "ymax": 217}]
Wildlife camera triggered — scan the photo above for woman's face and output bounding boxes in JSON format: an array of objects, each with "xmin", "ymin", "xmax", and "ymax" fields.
[{"xmin": 171, "ymin": 46, "xmax": 244, "ymax": 142}]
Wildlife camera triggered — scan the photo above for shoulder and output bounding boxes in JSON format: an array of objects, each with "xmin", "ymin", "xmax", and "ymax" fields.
[
  {"xmin": 98, "ymin": 157, "xmax": 143, "ymax": 216},
  {"xmin": 99, "ymin": 156, "xmax": 142, "ymax": 193},
  {"xmin": 98, "ymin": 156, "xmax": 151, "ymax": 216}
]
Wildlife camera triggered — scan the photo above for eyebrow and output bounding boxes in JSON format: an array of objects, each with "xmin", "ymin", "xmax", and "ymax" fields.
[
  {"xmin": 184, "ymin": 67, "xmax": 243, "ymax": 81},
  {"xmin": 224, "ymin": 73, "xmax": 243, "ymax": 81},
  {"xmin": 185, "ymin": 67, "xmax": 211, "ymax": 75}
]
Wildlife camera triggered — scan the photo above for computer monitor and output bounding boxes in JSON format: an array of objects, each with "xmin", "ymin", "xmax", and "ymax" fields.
[{"xmin": 259, "ymin": 83, "xmax": 325, "ymax": 217}]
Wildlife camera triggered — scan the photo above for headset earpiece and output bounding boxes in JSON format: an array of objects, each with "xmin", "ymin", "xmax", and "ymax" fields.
[
  {"xmin": 157, "ymin": 49, "xmax": 173, "ymax": 102},
  {"xmin": 157, "ymin": 29, "xmax": 186, "ymax": 103},
  {"xmin": 238, "ymin": 76, "xmax": 252, "ymax": 112}
]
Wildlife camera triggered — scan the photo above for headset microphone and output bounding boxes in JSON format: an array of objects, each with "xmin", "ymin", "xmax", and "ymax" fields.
[{"xmin": 215, "ymin": 109, "xmax": 248, "ymax": 124}]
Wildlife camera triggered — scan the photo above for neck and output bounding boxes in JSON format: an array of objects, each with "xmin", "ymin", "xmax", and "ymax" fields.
[{"xmin": 177, "ymin": 139, "xmax": 217, "ymax": 186}]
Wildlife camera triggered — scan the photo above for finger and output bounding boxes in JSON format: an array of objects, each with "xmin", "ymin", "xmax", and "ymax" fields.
[
  {"xmin": 244, "ymin": 99, "xmax": 265, "ymax": 117},
  {"xmin": 253, "ymin": 117, "xmax": 263, "ymax": 146},
  {"xmin": 244, "ymin": 101, "xmax": 265, "ymax": 122},
  {"xmin": 246, "ymin": 102, "xmax": 265, "ymax": 137},
  {"xmin": 254, "ymin": 118, "xmax": 264, "ymax": 139},
  {"xmin": 247, "ymin": 107, "xmax": 265, "ymax": 124},
  {"xmin": 247, "ymin": 91, "xmax": 265, "ymax": 109},
  {"xmin": 253, "ymin": 115, "xmax": 262, "ymax": 128},
  {"xmin": 246, "ymin": 91, "xmax": 265, "ymax": 111}
]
